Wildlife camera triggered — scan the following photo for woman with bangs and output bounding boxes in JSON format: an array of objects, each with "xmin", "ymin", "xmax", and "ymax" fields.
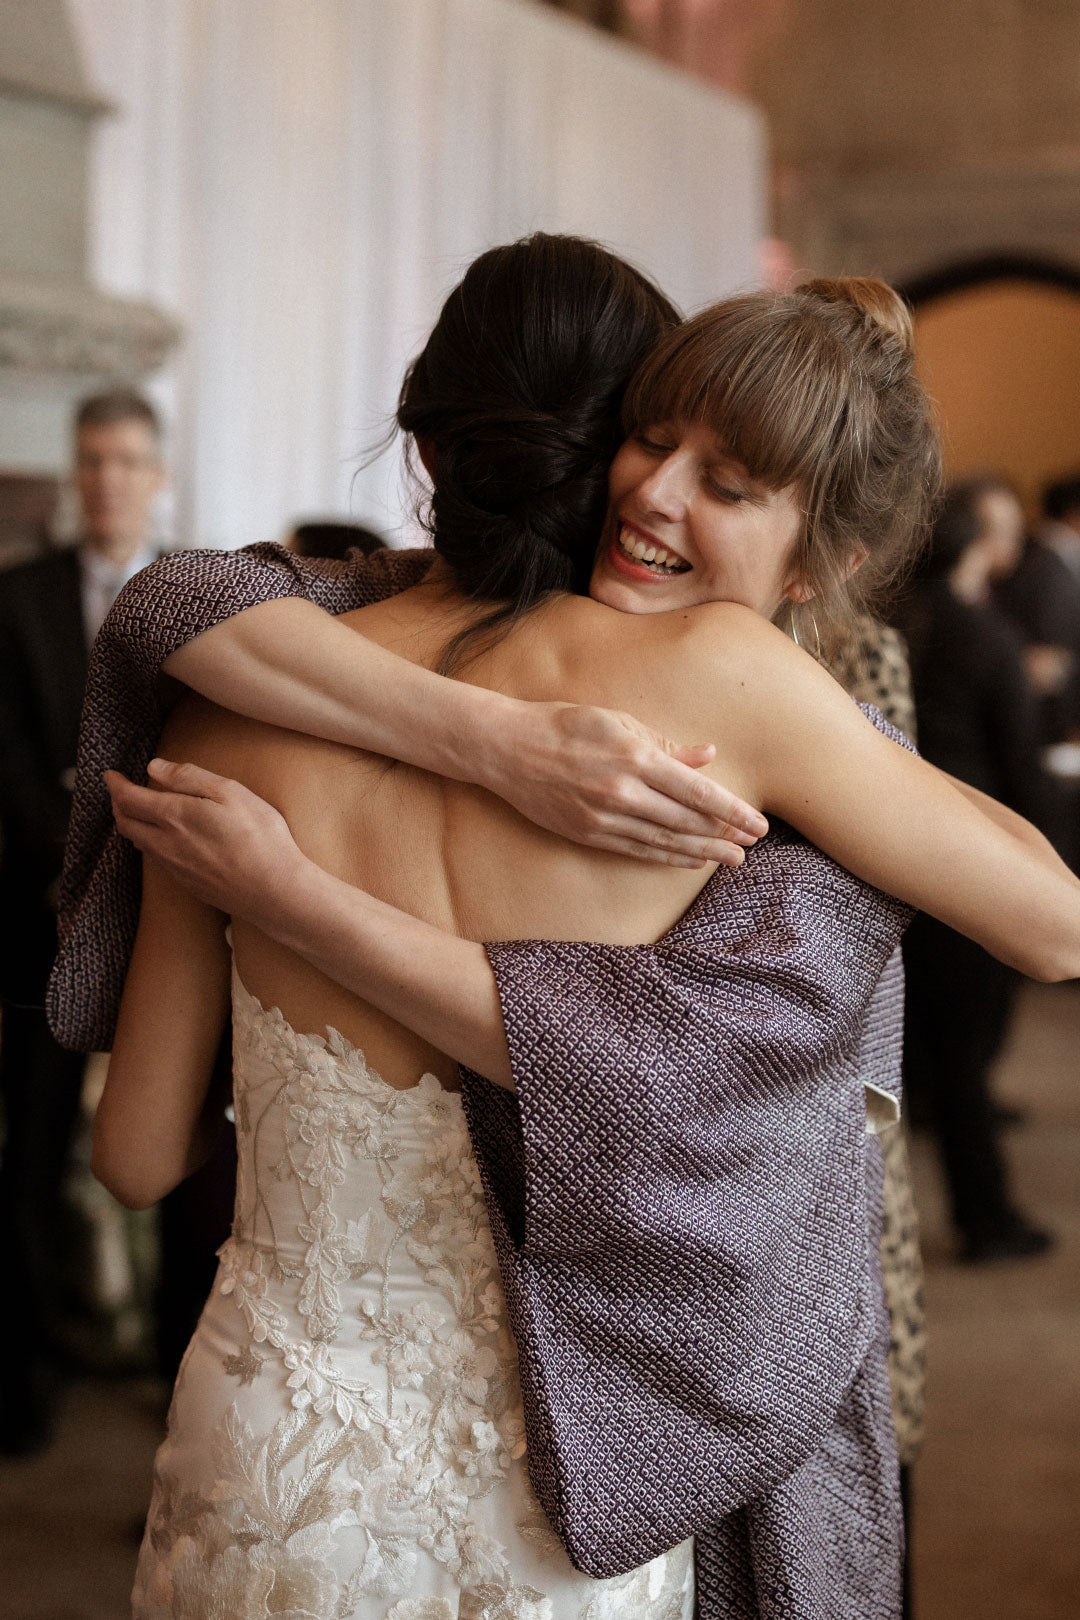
[{"xmin": 66, "ymin": 240, "xmax": 1080, "ymax": 1619}]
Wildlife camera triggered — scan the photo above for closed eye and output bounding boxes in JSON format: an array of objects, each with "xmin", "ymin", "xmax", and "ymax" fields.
[
  {"xmin": 634, "ymin": 433, "xmax": 675, "ymax": 456},
  {"xmin": 706, "ymin": 477, "xmax": 747, "ymax": 502}
]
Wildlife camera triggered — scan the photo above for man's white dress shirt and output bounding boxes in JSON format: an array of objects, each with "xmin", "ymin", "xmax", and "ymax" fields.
[{"xmin": 78, "ymin": 543, "xmax": 159, "ymax": 647}]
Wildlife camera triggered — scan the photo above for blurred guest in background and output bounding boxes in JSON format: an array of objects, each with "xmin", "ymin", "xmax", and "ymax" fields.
[
  {"xmin": 286, "ymin": 518, "xmax": 385, "ymax": 560},
  {"xmin": 992, "ymin": 473, "xmax": 1080, "ymax": 749},
  {"xmin": 1039, "ymin": 473, "xmax": 1080, "ymax": 583},
  {"xmin": 0, "ymin": 386, "xmax": 164, "ymax": 1451},
  {"xmin": 895, "ymin": 482, "xmax": 1058, "ymax": 1263}
]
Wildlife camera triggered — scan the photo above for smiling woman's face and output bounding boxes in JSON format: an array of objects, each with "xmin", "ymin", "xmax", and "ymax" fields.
[{"xmin": 589, "ymin": 421, "xmax": 806, "ymax": 618}]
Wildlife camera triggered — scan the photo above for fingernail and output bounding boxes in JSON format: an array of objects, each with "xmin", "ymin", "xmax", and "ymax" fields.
[
  {"xmin": 731, "ymin": 823, "xmax": 765, "ymax": 844},
  {"xmin": 746, "ymin": 814, "xmax": 768, "ymax": 835}
]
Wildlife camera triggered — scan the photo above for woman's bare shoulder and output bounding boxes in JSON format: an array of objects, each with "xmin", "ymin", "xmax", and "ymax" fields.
[
  {"xmin": 510, "ymin": 595, "xmax": 833, "ymax": 775},
  {"xmin": 554, "ymin": 595, "xmax": 815, "ymax": 703},
  {"xmin": 545, "ymin": 593, "xmax": 795, "ymax": 652},
  {"xmin": 658, "ymin": 599, "xmax": 799, "ymax": 654},
  {"xmin": 158, "ymin": 692, "xmax": 305, "ymax": 785}
]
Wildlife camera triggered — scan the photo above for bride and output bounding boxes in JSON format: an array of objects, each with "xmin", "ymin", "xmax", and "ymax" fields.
[{"xmin": 92, "ymin": 240, "xmax": 1080, "ymax": 1619}]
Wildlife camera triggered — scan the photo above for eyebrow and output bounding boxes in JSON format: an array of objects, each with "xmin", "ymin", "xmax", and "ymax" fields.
[{"xmin": 707, "ymin": 447, "xmax": 755, "ymax": 484}]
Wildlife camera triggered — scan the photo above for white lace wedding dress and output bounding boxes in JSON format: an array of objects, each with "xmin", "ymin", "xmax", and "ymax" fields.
[{"xmin": 133, "ymin": 961, "xmax": 694, "ymax": 1619}]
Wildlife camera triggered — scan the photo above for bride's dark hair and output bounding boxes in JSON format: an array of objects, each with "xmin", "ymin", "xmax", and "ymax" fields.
[{"xmin": 397, "ymin": 233, "xmax": 679, "ymax": 670}]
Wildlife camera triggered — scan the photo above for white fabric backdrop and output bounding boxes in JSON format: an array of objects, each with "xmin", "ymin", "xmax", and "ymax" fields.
[{"xmin": 70, "ymin": 0, "xmax": 764, "ymax": 549}]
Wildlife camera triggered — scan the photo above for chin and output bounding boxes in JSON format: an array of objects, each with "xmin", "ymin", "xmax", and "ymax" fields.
[
  {"xmin": 589, "ymin": 572, "xmax": 650, "ymax": 614},
  {"xmin": 588, "ymin": 555, "xmax": 687, "ymax": 616}
]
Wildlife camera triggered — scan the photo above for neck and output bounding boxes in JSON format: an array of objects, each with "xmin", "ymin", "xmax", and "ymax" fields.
[
  {"xmin": 422, "ymin": 554, "xmax": 456, "ymax": 587},
  {"xmin": 84, "ymin": 532, "xmax": 150, "ymax": 567}
]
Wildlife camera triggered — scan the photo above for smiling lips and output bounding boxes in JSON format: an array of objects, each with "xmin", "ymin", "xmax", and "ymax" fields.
[{"xmin": 614, "ymin": 523, "xmax": 691, "ymax": 576}]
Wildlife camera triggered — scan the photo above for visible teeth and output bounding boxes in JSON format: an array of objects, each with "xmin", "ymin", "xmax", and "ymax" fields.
[{"xmin": 618, "ymin": 526, "xmax": 688, "ymax": 573}]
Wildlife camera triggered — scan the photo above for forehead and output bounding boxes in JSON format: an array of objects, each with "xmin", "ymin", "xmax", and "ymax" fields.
[
  {"xmin": 77, "ymin": 418, "xmax": 158, "ymax": 455},
  {"xmin": 660, "ymin": 418, "xmax": 744, "ymax": 465}
]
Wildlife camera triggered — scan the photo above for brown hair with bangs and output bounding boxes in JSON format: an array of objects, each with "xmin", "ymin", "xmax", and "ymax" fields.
[{"xmin": 621, "ymin": 276, "xmax": 942, "ymax": 659}]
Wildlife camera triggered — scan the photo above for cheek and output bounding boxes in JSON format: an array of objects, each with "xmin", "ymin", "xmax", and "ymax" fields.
[
  {"xmin": 608, "ymin": 442, "xmax": 650, "ymax": 503},
  {"xmin": 691, "ymin": 513, "xmax": 746, "ymax": 581},
  {"xmin": 692, "ymin": 512, "xmax": 791, "ymax": 604}
]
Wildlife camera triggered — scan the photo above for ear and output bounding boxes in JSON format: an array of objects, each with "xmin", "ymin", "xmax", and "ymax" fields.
[
  {"xmin": 784, "ymin": 578, "xmax": 815, "ymax": 605},
  {"xmin": 784, "ymin": 546, "xmax": 866, "ymax": 604},
  {"xmin": 416, "ymin": 436, "xmax": 437, "ymax": 484}
]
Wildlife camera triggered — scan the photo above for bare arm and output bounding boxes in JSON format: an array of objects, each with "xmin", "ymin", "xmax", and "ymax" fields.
[
  {"xmin": 106, "ymin": 762, "xmax": 510, "ymax": 1086},
  {"xmin": 255, "ymin": 856, "xmax": 510, "ymax": 1086},
  {"xmin": 942, "ymin": 771, "xmax": 1060, "ymax": 853},
  {"xmin": 102, "ymin": 606, "xmax": 1080, "ymax": 1100},
  {"xmin": 165, "ymin": 598, "xmax": 767, "ymax": 869},
  {"xmin": 725, "ymin": 617, "xmax": 1080, "ymax": 980},
  {"xmin": 91, "ymin": 853, "xmax": 231, "ymax": 1209}
]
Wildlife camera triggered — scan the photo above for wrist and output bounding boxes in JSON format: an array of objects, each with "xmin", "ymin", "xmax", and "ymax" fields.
[
  {"xmin": 246, "ymin": 850, "xmax": 327, "ymax": 946},
  {"xmin": 442, "ymin": 685, "xmax": 523, "ymax": 792}
]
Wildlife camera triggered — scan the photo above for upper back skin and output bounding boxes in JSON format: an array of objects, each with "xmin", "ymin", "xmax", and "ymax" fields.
[{"xmin": 165, "ymin": 583, "xmax": 767, "ymax": 1089}]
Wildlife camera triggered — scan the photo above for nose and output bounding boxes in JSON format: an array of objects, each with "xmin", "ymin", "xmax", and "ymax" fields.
[{"xmin": 634, "ymin": 448, "xmax": 693, "ymax": 521}]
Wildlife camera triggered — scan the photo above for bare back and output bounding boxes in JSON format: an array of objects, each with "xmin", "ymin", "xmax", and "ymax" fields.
[{"xmin": 164, "ymin": 582, "xmax": 759, "ymax": 1089}]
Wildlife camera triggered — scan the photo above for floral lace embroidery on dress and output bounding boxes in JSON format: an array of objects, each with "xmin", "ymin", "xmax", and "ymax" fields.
[{"xmin": 133, "ymin": 967, "xmax": 693, "ymax": 1619}]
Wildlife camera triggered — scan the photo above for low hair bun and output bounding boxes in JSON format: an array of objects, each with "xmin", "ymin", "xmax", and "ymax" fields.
[
  {"xmin": 800, "ymin": 276, "xmax": 915, "ymax": 355},
  {"xmin": 425, "ymin": 401, "xmax": 608, "ymax": 601},
  {"xmin": 395, "ymin": 233, "xmax": 679, "ymax": 669},
  {"xmin": 428, "ymin": 455, "xmax": 589, "ymax": 605}
]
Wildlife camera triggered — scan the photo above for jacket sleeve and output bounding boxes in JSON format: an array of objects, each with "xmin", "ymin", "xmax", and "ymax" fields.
[
  {"xmin": 48, "ymin": 543, "xmax": 428, "ymax": 1052},
  {"xmin": 460, "ymin": 713, "xmax": 914, "ymax": 1579}
]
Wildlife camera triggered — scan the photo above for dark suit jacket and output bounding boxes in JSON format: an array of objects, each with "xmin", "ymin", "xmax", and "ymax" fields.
[
  {"xmin": 899, "ymin": 578, "xmax": 1059, "ymax": 835},
  {"xmin": 995, "ymin": 538, "xmax": 1080, "ymax": 741},
  {"xmin": 0, "ymin": 549, "xmax": 88, "ymax": 1001}
]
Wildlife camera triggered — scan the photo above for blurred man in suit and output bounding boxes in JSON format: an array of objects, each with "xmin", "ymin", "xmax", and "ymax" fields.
[
  {"xmin": 0, "ymin": 387, "xmax": 164, "ymax": 1451},
  {"xmin": 993, "ymin": 474, "xmax": 1080, "ymax": 748},
  {"xmin": 898, "ymin": 482, "xmax": 1059, "ymax": 1261},
  {"xmin": 1038, "ymin": 473, "xmax": 1080, "ymax": 585}
]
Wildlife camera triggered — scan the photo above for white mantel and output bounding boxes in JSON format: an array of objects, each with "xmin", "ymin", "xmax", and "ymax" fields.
[{"xmin": 0, "ymin": 0, "xmax": 178, "ymax": 480}]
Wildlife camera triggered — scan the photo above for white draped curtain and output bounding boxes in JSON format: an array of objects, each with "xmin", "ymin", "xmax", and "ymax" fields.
[{"xmin": 70, "ymin": 0, "xmax": 764, "ymax": 549}]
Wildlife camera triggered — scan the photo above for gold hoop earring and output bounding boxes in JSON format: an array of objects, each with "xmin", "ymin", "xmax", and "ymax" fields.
[
  {"xmin": 791, "ymin": 601, "xmax": 822, "ymax": 663},
  {"xmin": 808, "ymin": 607, "xmax": 822, "ymax": 663}
]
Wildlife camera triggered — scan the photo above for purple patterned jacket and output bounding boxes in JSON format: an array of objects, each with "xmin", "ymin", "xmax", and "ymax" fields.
[{"xmin": 50, "ymin": 545, "xmax": 911, "ymax": 1619}]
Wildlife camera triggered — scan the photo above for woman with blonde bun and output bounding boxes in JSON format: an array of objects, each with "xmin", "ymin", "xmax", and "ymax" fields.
[{"xmin": 67, "ymin": 244, "xmax": 1080, "ymax": 1618}]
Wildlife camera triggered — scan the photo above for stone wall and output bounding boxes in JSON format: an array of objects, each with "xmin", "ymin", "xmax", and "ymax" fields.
[
  {"xmin": 752, "ymin": 0, "xmax": 1080, "ymax": 279},
  {"xmin": 756, "ymin": 0, "xmax": 1080, "ymax": 180},
  {"xmin": 546, "ymin": 0, "xmax": 1080, "ymax": 281}
]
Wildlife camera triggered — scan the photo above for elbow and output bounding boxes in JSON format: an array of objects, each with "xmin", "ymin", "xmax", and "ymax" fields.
[
  {"xmin": 92, "ymin": 1168, "xmax": 159, "ymax": 1212},
  {"xmin": 1011, "ymin": 937, "xmax": 1080, "ymax": 984},
  {"xmin": 1026, "ymin": 954, "xmax": 1080, "ymax": 985},
  {"xmin": 91, "ymin": 1156, "xmax": 161, "ymax": 1212},
  {"xmin": 90, "ymin": 1132, "xmax": 168, "ymax": 1212}
]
